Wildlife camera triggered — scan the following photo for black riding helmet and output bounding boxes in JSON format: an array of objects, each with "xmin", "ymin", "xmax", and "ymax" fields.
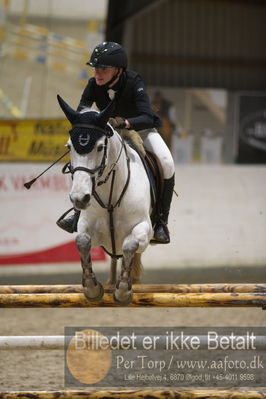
[{"xmin": 87, "ymin": 41, "xmax": 128, "ymax": 69}]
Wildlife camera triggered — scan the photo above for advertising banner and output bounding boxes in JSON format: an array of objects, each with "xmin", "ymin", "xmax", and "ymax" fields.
[
  {"xmin": 0, "ymin": 118, "xmax": 70, "ymax": 162},
  {"xmin": 0, "ymin": 163, "xmax": 106, "ymax": 265}
]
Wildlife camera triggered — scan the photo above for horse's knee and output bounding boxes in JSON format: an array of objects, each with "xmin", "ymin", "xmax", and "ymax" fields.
[
  {"xmin": 131, "ymin": 221, "xmax": 152, "ymax": 251},
  {"xmin": 76, "ymin": 233, "xmax": 91, "ymax": 255},
  {"xmin": 123, "ymin": 238, "xmax": 139, "ymax": 256}
]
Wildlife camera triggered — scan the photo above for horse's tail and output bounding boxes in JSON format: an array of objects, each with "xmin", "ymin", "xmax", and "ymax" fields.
[{"xmin": 131, "ymin": 252, "xmax": 143, "ymax": 284}]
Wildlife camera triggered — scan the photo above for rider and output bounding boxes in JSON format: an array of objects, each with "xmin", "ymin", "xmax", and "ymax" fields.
[{"xmin": 57, "ymin": 41, "xmax": 175, "ymax": 244}]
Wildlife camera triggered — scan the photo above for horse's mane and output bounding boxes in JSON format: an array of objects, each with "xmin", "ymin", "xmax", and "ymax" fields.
[{"xmin": 79, "ymin": 106, "xmax": 95, "ymax": 114}]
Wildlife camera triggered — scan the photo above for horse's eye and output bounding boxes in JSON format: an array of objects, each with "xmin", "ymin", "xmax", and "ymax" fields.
[{"xmin": 97, "ymin": 144, "xmax": 104, "ymax": 152}]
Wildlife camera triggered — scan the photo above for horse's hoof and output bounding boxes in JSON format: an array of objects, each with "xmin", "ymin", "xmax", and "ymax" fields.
[
  {"xmin": 113, "ymin": 281, "xmax": 133, "ymax": 306},
  {"xmin": 83, "ymin": 281, "xmax": 104, "ymax": 302}
]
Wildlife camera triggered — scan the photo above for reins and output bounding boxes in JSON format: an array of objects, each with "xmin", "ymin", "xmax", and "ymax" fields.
[{"xmin": 93, "ymin": 141, "xmax": 131, "ymax": 258}]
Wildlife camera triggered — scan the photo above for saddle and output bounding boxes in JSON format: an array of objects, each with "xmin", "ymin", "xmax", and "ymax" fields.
[{"xmin": 121, "ymin": 130, "xmax": 164, "ymax": 226}]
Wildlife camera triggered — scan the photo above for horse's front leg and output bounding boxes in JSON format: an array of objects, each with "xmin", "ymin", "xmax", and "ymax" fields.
[
  {"xmin": 114, "ymin": 221, "xmax": 151, "ymax": 305},
  {"xmin": 76, "ymin": 233, "xmax": 104, "ymax": 301}
]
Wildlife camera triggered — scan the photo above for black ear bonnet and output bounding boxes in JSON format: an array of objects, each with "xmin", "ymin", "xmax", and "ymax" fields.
[
  {"xmin": 57, "ymin": 94, "xmax": 114, "ymax": 154},
  {"xmin": 69, "ymin": 111, "xmax": 113, "ymax": 154}
]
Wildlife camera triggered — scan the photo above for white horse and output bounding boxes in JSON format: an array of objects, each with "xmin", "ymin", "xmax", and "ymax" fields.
[{"xmin": 57, "ymin": 95, "xmax": 153, "ymax": 305}]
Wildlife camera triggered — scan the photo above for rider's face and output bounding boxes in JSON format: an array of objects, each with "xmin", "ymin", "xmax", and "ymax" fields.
[{"xmin": 94, "ymin": 67, "xmax": 119, "ymax": 86}]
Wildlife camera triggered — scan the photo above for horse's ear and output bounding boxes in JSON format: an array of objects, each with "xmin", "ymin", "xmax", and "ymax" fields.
[
  {"xmin": 96, "ymin": 100, "xmax": 116, "ymax": 127},
  {"xmin": 57, "ymin": 95, "xmax": 78, "ymax": 124}
]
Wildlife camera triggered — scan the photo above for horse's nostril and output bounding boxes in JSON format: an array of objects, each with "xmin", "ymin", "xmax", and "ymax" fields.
[{"xmin": 83, "ymin": 194, "xmax": 90, "ymax": 204}]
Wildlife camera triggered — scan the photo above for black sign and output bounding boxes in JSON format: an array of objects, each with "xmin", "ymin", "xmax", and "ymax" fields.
[{"xmin": 237, "ymin": 93, "xmax": 266, "ymax": 163}]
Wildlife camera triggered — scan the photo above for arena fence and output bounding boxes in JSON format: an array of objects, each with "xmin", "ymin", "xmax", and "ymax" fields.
[{"xmin": 0, "ymin": 284, "xmax": 265, "ymax": 308}]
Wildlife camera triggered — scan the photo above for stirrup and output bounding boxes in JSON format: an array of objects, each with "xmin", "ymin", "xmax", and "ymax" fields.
[
  {"xmin": 150, "ymin": 221, "xmax": 170, "ymax": 244},
  {"xmin": 56, "ymin": 208, "xmax": 77, "ymax": 233}
]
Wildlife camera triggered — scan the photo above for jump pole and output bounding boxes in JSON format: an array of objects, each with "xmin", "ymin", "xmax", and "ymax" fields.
[
  {"xmin": 0, "ymin": 283, "xmax": 265, "ymax": 294},
  {"xmin": 0, "ymin": 389, "xmax": 265, "ymax": 399},
  {"xmin": 0, "ymin": 336, "xmax": 65, "ymax": 350},
  {"xmin": 0, "ymin": 291, "xmax": 265, "ymax": 308},
  {"xmin": 2, "ymin": 334, "xmax": 265, "ymax": 350}
]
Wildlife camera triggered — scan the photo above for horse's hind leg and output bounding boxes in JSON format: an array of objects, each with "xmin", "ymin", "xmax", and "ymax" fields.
[
  {"xmin": 131, "ymin": 253, "xmax": 143, "ymax": 284},
  {"xmin": 76, "ymin": 233, "xmax": 104, "ymax": 301},
  {"xmin": 106, "ymin": 257, "xmax": 117, "ymax": 286}
]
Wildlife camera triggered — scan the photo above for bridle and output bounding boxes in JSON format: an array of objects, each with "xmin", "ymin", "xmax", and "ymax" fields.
[
  {"xmin": 63, "ymin": 127, "xmax": 131, "ymax": 258},
  {"xmin": 65, "ymin": 123, "xmax": 111, "ymax": 179},
  {"xmin": 64, "ymin": 135, "xmax": 109, "ymax": 180}
]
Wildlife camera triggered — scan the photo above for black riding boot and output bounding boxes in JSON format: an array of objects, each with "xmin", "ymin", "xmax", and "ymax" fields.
[
  {"xmin": 151, "ymin": 174, "xmax": 175, "ymax": 244},
  {"xmin": 56, "ymin": 208, "xmax": 80, "ymax": 233}
]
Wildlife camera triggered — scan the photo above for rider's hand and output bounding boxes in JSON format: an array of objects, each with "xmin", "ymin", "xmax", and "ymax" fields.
[{"xmin": 109, "ymin": 117, "xmax": 130, "ymax": 129}]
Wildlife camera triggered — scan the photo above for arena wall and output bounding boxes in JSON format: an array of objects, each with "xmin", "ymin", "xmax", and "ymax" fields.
[{"xmin": 0, "ymin": 164, "xmax": 265, "ymax": 273}]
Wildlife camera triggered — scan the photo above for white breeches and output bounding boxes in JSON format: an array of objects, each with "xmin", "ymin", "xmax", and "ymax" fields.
[{"xmin": 139, "ymin": 128, "xmax": 175, "ymax": 179}]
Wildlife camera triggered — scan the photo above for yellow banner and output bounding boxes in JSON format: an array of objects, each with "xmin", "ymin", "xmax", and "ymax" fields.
[{"xmin": 0, "ymin": 119, "xmax": 71, "ymax": 162}]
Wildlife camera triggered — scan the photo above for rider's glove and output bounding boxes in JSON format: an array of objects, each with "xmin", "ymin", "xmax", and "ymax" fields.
[{"xmin": 108, "ymin": 117, "xmax": 127, "ymax": 129}]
